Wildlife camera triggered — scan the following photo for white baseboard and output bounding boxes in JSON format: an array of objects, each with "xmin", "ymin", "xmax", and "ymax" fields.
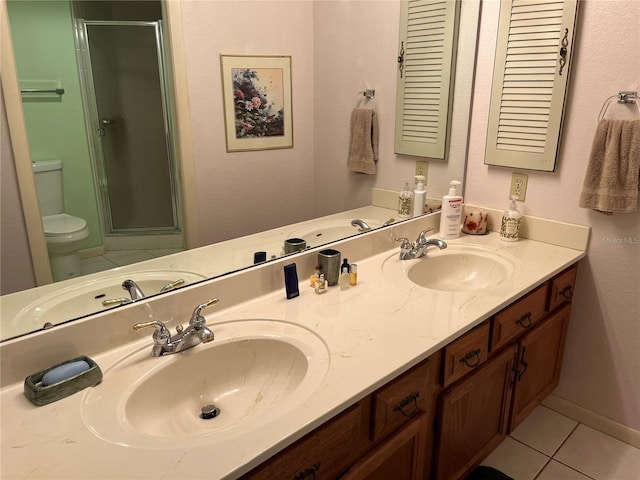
[{"xmin": 542, "ymin": 394, "xmax": 640, "ymax": 448}]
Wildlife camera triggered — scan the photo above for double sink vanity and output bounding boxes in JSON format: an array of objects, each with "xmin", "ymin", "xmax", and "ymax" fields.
[{"xmin": 0, "ymin": 208, "xmax": 589, "ymax": 479}]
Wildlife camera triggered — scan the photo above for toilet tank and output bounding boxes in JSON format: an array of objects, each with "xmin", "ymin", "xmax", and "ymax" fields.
[{"xmin": 32, "ymin": 160, "xmax": 64, "ymax": 216}]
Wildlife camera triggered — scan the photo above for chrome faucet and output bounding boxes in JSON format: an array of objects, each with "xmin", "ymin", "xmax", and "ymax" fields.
[
  {"xmin": 133, "ymin": 298, "xmax": 219, "ymax": 356},
  {"xmin": 351, "ymin": 219, "xmax": 372, "ymax": 232},
  {"xmin": 395, "ymin": 228, "xmax": 447, "ymax": 260},
  {"xmin": 102, "ymin": 279, "xmax": 186, "ymax": 307},
  {"xmin": 123, "ymin": 279, "xmax": 145, "ymax": 300}
]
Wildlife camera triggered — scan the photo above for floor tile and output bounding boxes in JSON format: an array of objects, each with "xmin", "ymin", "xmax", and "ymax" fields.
[
  {"xmin": 510, "ymin": 405, "xmax": 578, "ymax": 456},
  {"xmin": 536, "ymin": 460, "xmax": 593, "ymax": 480},
  {"xmin": 147, "ymin": 248, "xmax": 184, "ymax": 258},
  {"xmin": 109, "ymin": 251, "xmax": 155, "ymax": 266},
  {"xmin": 103, "ymin": 249, "xmax": 139, "ymax": 260},
  {"xmin": 481, "ymin": 437, "xmax": 549, "ymax": 480},
  {"xmin": 554, "ymin": 424, "xmax": 640, "ymax": 480},
  {"xmin": 81, "ymin": 259, "xmax": 117, "ymax": 275}
]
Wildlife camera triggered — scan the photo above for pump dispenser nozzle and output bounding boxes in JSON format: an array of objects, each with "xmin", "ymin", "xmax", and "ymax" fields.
[{"xmin": 448, "ymin": 180, "xmax": 461, "ymax": 196}]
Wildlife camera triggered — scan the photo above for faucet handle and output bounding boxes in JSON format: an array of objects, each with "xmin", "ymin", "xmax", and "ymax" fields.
[
  {"xmin": 416, "ymin": 227, "xmax": 435, "ymax": 244},
  {"xmin": 102, "ymin": 297, "xmax": 131, "ymax": 307},
  {"xmin": 160, "ymin": 279, "xmax": 185, "ymax": 293},
  {"xmin": 395, "ymin": 237, "xmax": 413, "ymax": 249},
  {"xmin": 189, "ymin": 298, "xmax": 220, "ymax": 326},
  {"xmin": 133, "ymin": 321, "xmax": 171, "ymax": 342}
]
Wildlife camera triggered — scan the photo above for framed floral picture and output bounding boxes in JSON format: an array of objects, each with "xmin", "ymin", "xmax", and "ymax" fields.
[{"xmin": 220, "ymin": 55, "xmax": 293, "ymax": 152}]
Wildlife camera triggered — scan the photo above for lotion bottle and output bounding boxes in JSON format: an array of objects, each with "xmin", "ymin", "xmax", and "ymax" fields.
[
  {"xmin": 413, "ymin": 175, "xmax": 426, "ymax": 217},
  {"xmin": 397, "ymin": 181, "xmax": 413, "ymax": 218},
  {"xmin": 500, "ymin": 196, "xmax": 522, "ymax": 242},
  {"xmin": 439, "ymin": 180, "xmax": 463, "ymax": 239}
]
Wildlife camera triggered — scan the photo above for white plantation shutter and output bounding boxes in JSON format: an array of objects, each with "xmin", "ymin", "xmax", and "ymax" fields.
[
  {"xmin": 485, "ymin": 0, "xmax": 578, "ymax": 171},
  {"xmin": 395, "ymin": 0, "xmax": 460, "ymax": 159}
]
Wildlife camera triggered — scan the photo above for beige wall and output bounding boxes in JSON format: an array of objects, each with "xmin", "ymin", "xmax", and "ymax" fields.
[
  {"xmin": 181, "ymin": 1, "xmax": 316, "ymax": 245},
  {"xmin": 465, "ymin": 0, "xmax": 640, "ymax": 430},
  {"xmin": 180, "ymin": 0, "xmax": 478, "ymax": 245}
]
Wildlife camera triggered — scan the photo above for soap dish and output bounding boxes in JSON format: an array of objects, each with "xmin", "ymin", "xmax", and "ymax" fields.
[{"xmin": 24, "ymin": 356, "xmax": 102, "ymax": 406}]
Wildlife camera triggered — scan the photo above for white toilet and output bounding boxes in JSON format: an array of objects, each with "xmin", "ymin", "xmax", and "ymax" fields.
[{"xmin": 32, "ymin": 160, "xmax": 90, "ymax": 282}]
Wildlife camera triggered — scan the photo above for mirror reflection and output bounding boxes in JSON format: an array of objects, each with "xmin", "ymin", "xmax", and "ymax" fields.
[{"xmin": 1, "ymin": 0, "xmax": 480, "ymax": 341}]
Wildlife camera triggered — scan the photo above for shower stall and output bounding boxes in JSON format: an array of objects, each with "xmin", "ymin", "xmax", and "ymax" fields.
[{"xmin": 75, "ymin": 19, "xmax": 180, "ymax": 237}]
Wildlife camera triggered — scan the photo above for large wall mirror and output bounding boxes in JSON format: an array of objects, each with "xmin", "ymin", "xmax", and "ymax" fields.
[{"xmin": 0, "ymin": 0, "xmax": 481, "ymax": 341}]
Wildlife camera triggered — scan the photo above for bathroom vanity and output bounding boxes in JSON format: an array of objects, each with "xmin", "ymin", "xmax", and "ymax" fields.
[
  {"xmin": 241, "ymin": 264, "xmax": 578, "ymax": 480},
  {"xmin": 0, "ymin": 211, "xmax": 589, "ymax": 479}
]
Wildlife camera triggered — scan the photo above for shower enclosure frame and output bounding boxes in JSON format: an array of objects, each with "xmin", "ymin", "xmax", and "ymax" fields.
[{"xmin": 73, "ymin": 19, "xmax": 182, "ymax": 236}]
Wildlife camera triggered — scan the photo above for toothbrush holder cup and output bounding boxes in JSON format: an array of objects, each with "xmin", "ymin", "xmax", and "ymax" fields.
[{"xmin": 317, "ymin": 249, "xmax": 341, "ymax": 286}]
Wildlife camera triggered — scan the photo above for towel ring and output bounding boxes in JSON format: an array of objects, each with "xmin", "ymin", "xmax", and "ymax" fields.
[{"xmin": 598, "ymin": 91, "xmax": 640, "ymax": 121}]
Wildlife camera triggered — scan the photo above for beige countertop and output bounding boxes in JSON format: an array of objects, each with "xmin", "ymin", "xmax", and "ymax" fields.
[{"xmin": 0, "ymin": 214, "xmax": 589, "ymax": 479}]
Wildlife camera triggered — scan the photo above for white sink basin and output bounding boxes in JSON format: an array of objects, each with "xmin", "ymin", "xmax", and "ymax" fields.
[
  {"xmin": 12, "ymin": 270, "xmax": 206, "ymax": 333},
  {"xmin": 287, "ymin": 218, "xmax": 386, "ymax": 248},
  {"xmin": 81, "ymin": 320, "xmax": 330, "ymax": 449},
  {"xmin": 383, "ymin": 244, "xmax": 521, "ymax": 292}
]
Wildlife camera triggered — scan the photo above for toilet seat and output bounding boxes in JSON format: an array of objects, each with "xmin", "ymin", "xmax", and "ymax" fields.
[{"xmin": 42, "ymin": 214, "xmax": 89, "ymax": 242}]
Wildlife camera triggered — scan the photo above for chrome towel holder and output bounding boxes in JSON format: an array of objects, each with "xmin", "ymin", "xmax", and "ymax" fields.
[{"xmin": 598, "ymin": 90, "xmax": 640, "ymax": 120}]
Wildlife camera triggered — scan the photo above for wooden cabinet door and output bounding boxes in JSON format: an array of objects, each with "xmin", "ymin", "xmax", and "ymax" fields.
[
  {"xmin": 433, "ymin": 344, "xmax": 517, "ymax": 480},
  {"xmin": 242, "ymin": 402, "xmax": 368, "ymax": 480},
  {"xmin": 342, "ymin": 412, "xmax": 429, "ymax": 480},
  {"xmin": 509, "ymin": 304, "xmax": 571, "ymax": 432}
]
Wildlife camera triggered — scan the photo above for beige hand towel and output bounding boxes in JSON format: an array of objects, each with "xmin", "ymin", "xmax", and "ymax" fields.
[
  {"xmin": 579, "ymin": 119, "xmax": 640, "ymax": 214},
  {"xmin": 348, "ymin": 108, "xmax": 378, "ymax": 174}
]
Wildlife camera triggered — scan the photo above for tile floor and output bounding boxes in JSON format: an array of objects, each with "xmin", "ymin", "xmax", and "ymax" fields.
[
  {"xmin": 81, "ymin": 248, "xmax": 183, "ymax": 276},
  {"xmin": 480, "ymin": 405, "xmax": 640, "ymax": 480}
]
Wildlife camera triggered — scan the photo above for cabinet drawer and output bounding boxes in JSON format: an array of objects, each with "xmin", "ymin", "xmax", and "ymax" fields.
[
  {"xmin": 372, "ymin": 352, "xmax": 441, "ymax": 441},
  {"xmin": 443, "ymin": 321, "xmax": 490, "ymax": 387},
  {"xmin": 490, "ymin": 284, "xmax": 548, "ymax": 352},
  {"xmin": 242, "ymin": 403, "xmax": 366, "ymax": 480},
  {"xmin": 548, "ymin": 264, "xmax": 578, "ymax": 311}
]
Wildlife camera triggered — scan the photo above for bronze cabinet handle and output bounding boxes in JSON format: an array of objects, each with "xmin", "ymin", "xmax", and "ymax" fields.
[
  {"xmin": 397, "ymin": 41, "xmax": 405, "ymax": 78},
  {"xmin": 516, "ymin": 312, "xmax": 532, "ymax": 328},
  {"xmin": 459, "ymin": 348, "xmax": 481, "ymax": 368},
  {"xmin": 393, "ymin": 391, "xmax": 420, "ymax": 418},
  {"xmin": 560, "ymin": 285, "xmax": 573, "ymax": 300},
  {"xmin": 294, "ymin": 462, "xmax": 320, "ymax": 480},
  {"xmin": 517, "ymin": 346, "xmax": 529, "ymax": 382}
]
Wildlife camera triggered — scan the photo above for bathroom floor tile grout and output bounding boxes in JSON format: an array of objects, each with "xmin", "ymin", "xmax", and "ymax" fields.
[{"xmin": 509, "ymin": 420, "xmax": 605, "ymax": 480}]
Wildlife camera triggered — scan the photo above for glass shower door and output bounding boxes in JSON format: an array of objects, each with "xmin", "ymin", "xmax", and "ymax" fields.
[{"xmin": 79, "ymin": 21, "xmax": 178, "ymax": 233}]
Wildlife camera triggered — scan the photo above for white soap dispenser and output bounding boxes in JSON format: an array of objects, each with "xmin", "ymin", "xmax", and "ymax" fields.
[
  {"xmin": 413, "ymin": 175, "xmax": 426, "ymax": 217},
  {"xmin": 439, "ymin": 180, "xmax": 463, "ymax": 239},
  {"xmin": 500, "ymin": 195, "xmax": 522, "ymax": 242},
  {"xmin": 398, "ymin": 181, "xmax": 413, "ymax": 218}
]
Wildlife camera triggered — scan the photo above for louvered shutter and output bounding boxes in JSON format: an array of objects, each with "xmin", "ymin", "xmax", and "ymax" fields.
[
  {"xmin": 395, "ymin": 0, "xmax": 460, "ymax": 159},
  {"xmin": 485, "ymin": 0, "xmax": 578, "ymax": 171}
]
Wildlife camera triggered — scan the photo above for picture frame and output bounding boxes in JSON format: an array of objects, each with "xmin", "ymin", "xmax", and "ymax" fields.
[{"xmin": 220, "ymin": 55, "xmax": 293, "ymax": 152}]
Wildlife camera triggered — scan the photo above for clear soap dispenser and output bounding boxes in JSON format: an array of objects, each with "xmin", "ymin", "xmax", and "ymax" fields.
[
  {"xmin": 500, "ymin": 195, "xmax": 522, "ymax": 242},
  {"xmin": 398, "ymin": 181, "xmax": 413, "ymax": 218}
]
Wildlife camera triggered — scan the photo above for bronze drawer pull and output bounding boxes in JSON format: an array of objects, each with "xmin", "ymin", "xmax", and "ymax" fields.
[
  {"xmin": 459, "ymin": 349, "xmax": 481, "ymax": 368},
  {"xmin": 560, "ymin": 285, "xmax": 573, "ymax": 300},
  {"xmin": 516, "ymin": 312, "xmax": 532, "ymax": 328},
  {"xmin": 518, "ymin": 346, "xmax": 529, "ymax": 381},
  {"xmin": 393, "ymin": 391, "xmax": 420, "ymax": 417},
  {"xmin": 294, "ymin": 462, "xmax": 320, "ymax": 480}
]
